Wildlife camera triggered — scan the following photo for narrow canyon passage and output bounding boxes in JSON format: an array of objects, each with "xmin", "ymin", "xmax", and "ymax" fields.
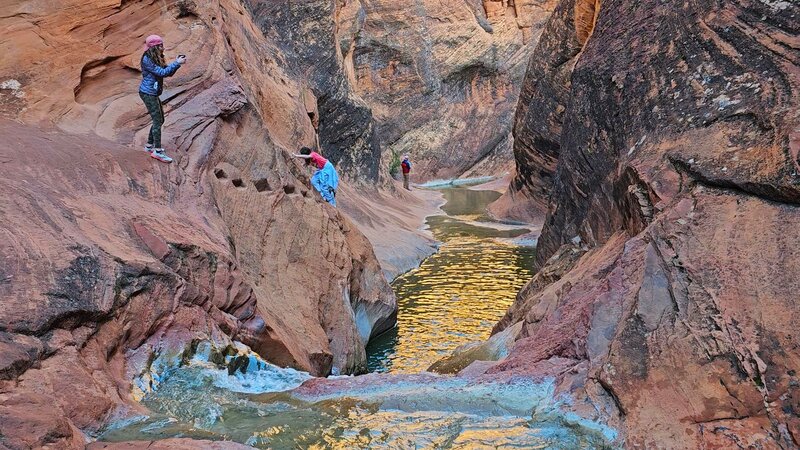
[{"xmin": 5, "ymin": 0, "xmax": 797, "ymax": 446}]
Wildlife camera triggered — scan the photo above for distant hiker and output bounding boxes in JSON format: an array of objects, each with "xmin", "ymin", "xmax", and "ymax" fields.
[
  {"xmin": 401, "ymin": 154, "xmax": 412, "ymax": 190},
  {"xmin": 293, "ymin": 147, "xmax": 339, "ymax": 207},
  {"xmin": 139, "ymin": 35, "xmax": 186, "ymax": 164}
]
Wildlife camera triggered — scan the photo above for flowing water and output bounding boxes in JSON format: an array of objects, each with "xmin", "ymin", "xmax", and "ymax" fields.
[
  {"xmin": 366, "ymin": 188, "xmax": 537, "ymax": 373},
  {"xmin": 99, "ymin": 345, "xmax": 616, "ymax": 448},
  {"xmin": 97, "ymin": 188, "xmax": 618, "ymax": 448}
]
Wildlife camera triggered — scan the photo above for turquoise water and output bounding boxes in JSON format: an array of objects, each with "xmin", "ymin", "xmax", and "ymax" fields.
[{"xmin": 97, "ymin": 346, "xmax": 617, "ymax": 448}]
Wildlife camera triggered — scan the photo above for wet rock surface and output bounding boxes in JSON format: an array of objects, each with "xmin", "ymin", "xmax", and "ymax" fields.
[
  {"xmin": 495, "ymin": 0, "xmax": 800, "ymax": 447},
  {"xmin": 86, "ymin": 439, "xmax": 253, "ymax": 450}
]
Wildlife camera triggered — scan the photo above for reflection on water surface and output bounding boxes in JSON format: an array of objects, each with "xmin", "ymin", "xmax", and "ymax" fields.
[
  {"xmin": 367, "ymin": 188, "xmax": 536, "ymax": 373},
  {"xmin": 100, "ymin": 358, "xmax": 616, "ymax": 449}
]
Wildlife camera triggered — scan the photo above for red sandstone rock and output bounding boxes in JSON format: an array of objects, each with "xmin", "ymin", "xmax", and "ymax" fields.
[
  {"xmin": 490, "ymin": 0, "xmax": 586, "ymax": 223},
  {"xmin": 342, "ymin": 0, "xmax": 558, "ymax": 182},
  {"xmin": 494, "ymin": 0, "xmax": 800, "ymax": 447},
  {"xmin": 0, "ymin": 0, "xmax": 399, "ymax": 446},
  {"xmin": 338, "ymin": 183, "xmax": 444, "ymax": 280}
]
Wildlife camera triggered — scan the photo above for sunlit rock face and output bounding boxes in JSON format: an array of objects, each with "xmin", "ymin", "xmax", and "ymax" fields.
[
  {"xmin": 338, "ymin": 0, "xmax": 558, "ymax": 182},
  {"xmin": 494, "ymin": 0, "xmax": 800, "ymax": 446},
  {"xmin": 242, "ymin": 0, "xmax": 558, "ymax": 184},
  {"xmin": 0, "ymin": 0, "xmax": 396, "ymax": 447}
]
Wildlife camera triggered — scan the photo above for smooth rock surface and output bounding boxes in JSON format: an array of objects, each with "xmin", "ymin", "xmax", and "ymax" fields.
[
  {"xmin": 493, "ymin": 0, "xmax": 800, "ymax": 447},
  {"xmin": 0, "ymin": 0, "xmax": 398, "ymax": 446}
]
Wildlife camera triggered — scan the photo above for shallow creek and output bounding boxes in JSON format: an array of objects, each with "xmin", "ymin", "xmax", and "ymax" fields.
[
  {"xmin": 97, "ymin": 188, "xmax": 617, "ymax": 448},
  {"xmin": 366, "ymin": 187, "xmax": 537, "ymax": 373}
]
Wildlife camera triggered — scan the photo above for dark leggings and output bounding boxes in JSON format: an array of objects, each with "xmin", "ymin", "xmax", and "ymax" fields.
[{"xmin": 139, "ymin": 92, "xmax": 164, "ymax": 147}]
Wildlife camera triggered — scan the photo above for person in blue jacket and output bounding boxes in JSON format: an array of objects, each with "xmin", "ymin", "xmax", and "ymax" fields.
[
  {"xmin": 293, "ymin": 147, "xmax": 339, "ymax": 207},
  {"xmin": 139, "ymin": 35, "xmax": 186, "ymax": 163}
]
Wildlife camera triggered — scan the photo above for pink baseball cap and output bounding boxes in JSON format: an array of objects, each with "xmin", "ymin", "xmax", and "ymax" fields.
[{"xmin": 145, "ymin": 35, "xmax": 164, "ymax": 49}]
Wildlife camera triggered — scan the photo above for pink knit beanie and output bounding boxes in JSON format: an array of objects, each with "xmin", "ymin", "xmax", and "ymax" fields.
[{"xmin": 145, "ymin": 35, "xmax": 164, "ymax": 49}]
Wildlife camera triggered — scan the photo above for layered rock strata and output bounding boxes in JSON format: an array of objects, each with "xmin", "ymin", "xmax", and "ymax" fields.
[
  {"xmin": 241, "ymin": 0, "xmax": 558, "ymax": 184},
  {"xmin": 336, "ymin": 0, "xmax": 559, "ymax": 182},
  {"xmin": 490, "ymin": 0, "xmax": 587, "ymax": 222}
]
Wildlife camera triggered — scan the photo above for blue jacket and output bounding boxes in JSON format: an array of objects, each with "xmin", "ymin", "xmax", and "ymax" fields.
[{"xmin": 139, "ymin": 55, "xmax": 181, "ymax": 96}]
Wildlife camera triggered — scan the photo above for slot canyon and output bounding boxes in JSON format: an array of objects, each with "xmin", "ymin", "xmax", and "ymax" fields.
[{"xmin": 1, "ymin": 0, "xmax": 798, "ymax": 448}]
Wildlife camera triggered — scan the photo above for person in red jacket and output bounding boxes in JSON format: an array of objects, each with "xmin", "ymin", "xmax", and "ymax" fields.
[{"xmin": 401, "ymin": 154, "xmax": 412, "ymax": 190}]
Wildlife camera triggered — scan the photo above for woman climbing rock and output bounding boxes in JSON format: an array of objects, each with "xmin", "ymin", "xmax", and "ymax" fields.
[
  {"xmin": 138, "ymin": 35, "xmax": 186, "ymax": 163},
  {"xmin": 293, "ymin": 147, "xmax": 339, "ymax": 207}
]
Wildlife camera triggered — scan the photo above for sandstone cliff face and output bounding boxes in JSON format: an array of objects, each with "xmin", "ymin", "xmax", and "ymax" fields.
[
  {"xmin": 494, "ymin": 0, "xmax": 800, "ymax": 447},
  {"xmin": 335, "ymin": 0, "xmax": 558, "ymax": 182},
  {"xmin": 490, "ymin": 0, "xmax": 587, "ymax": 222},
  {"xmin": 242, "ymin": 0, "xmax": 384, "ymax": 182},
  {"xmin": 0, "ymin": 0, "xmax": 396, "ymax": 447},
  {"xmin": 241, "ymin": 0, "xmax": 558, "ymax": 184}
]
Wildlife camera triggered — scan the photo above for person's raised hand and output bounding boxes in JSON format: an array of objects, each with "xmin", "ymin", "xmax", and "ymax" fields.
[{"xmin": 176, "ymin": 55, "xmax": 187, "ymax": 65}]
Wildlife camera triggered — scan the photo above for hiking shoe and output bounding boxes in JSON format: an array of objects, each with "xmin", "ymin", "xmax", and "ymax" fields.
[
  {"xmin": 144, "ymin": 144, "xmax": 154, "ymax": 153},
  {"xmin": 150, "ymin": 149, "xmax": 173, "ymax": 163}
]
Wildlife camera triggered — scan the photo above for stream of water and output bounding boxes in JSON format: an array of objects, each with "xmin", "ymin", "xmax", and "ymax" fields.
[
  {"xmin": 96, "ymin": 188, "xmax": 618, "ymax": 448},
  {"xmin": 99, "ymin": 345, "xmax": 616, "ymax": 448},
  {"xmin": 366, "ymin": 188, "xmax": 537, "ymax": 373}
]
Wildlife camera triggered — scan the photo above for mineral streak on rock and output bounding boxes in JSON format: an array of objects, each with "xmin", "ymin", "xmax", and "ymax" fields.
[{"xmin": 493, "ymin": 0, "xmax": 800, "ymax": 446}]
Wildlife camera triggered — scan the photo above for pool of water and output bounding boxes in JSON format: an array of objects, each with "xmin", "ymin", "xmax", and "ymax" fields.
[
  {"xmin": 366, "ymin": 188, "xmax": 537, "ymax": 373},
  {"xmin": 98, "ymin": 348, "xmax": 617, "ymax": 448}
]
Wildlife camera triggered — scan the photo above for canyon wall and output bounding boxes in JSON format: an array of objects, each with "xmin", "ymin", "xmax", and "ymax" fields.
[
  {"xmin": 336, "ymin": 0, "xmax": 558, "ymax": 182},
  {"xmin": 242, "ymin": 0, "xmax": 384, "ymax": 183},
  {"xmin": 489, "ymin": 0, "xmax": 587, "ymax": 222},
  {"xmin": 241, "ymin": 0, "xmax": 558, "ymax": 183},
  {"xmin": 493, "ymin": 0, "xmax": 800, "ymax": 447},
  {"xmin": 0, "ymin": 0, "xmax": 397, "ymax": 447}
]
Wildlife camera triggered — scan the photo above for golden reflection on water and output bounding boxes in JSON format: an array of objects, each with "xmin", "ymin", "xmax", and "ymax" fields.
[{"xmin": 367, "ymin": 189, "xmax": 537, "ymax": 373}]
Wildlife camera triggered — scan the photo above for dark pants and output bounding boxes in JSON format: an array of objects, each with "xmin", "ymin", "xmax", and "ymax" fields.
[
  {"xmin": 139, "ymin": 92, "xmax": 164, "ymax": 148},
  {"xmin": 403, "ymin": 172, "xmax": 410, "ymax": 190}
]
